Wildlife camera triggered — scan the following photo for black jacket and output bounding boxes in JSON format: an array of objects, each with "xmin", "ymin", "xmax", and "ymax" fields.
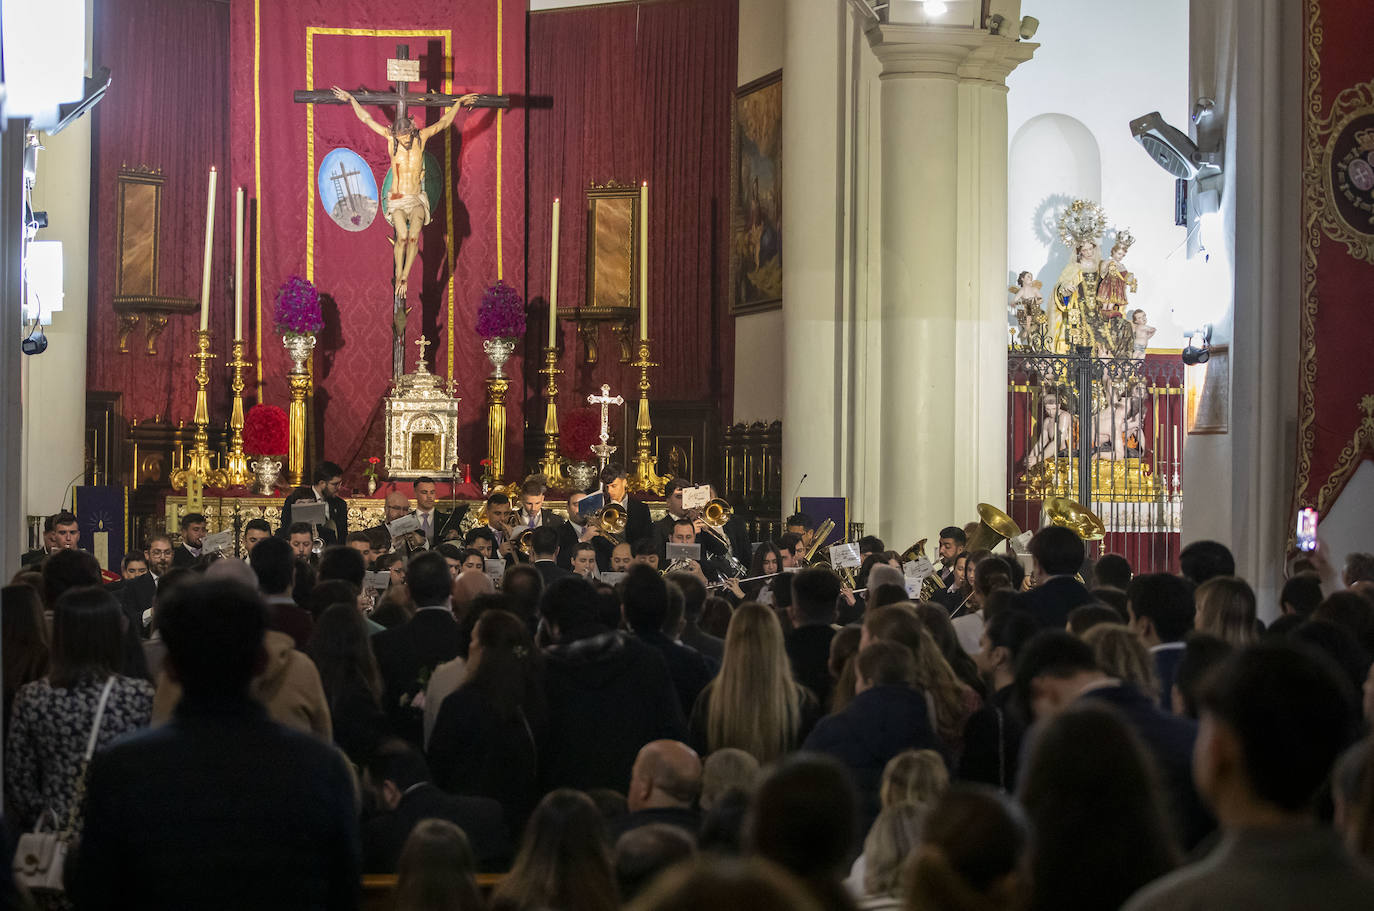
[
  {"xmin": 1012, "ymin": 576, "xmax": 1095, "ymax": 629},
  {"xmin": 785, "ymin": 624, "xmax": 837, "ymax": 708},
  {"xmin": 427, "ymin": 685, "xmax": 541, "ymax": 830},
  {"xmin": 957, "ymin": 684, "xmax": 1024, "ymax": 791},
  {"xmin": 171, "ymin": 543, "xmax": 202, "ymax": 569},
  {"xmin": 362, "ymin": 782, "xmax": 510, "ymax": 874},
  {"xmin": 370, "ymin": 608, "xmax": 464, "ymax": 747},
  {"xmin": 280, "ymin": 486, "xmax": 349, "ymax": 547},
  {"xmin": 541, "ymin": 628, "xmax": 687, "ymax": 792},
  {"xmin": 802, "ymin": 684, "xmax": 945, "ymax": 834},
  {"xmin": 576, "ymin": 493, "xmax": 653, "ymax": 547},
  {"xmin": 71, "ymin": 698, "xmax": 359, "ymax": 910},
  {"xmin": 533, "ymin": 559, "xmax": 574, "ymax": 589},
  {"xmin": 633, "ymin": 630, "xmax": 717, "ymax": 718}
]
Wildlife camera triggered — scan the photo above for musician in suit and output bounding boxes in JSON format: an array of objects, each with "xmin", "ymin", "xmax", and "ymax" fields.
[
  {"xmin": 556, "ymin": 491, "xmax": 612, "ymax": 572},
  {"xmin": 414, "ymin": 476, "xmax": 465, "ymax": 545},
  {"xmin": 280, "ymin": 461, "xmax": 349, "ymax": 548},
  {"xmin": 511, "ymin": 478, "xmax": 566, "ymax": 532},
  {"xmin": 20, "ymin": 512, "xmax": 80, "ymax": 567},
  {"xmin": 370, "ymin": 552, "xmax": 465, "ymax": 747},
  {"xmin": 1011, "ymin": 526, "xmax": 1095, "ymax": 629},
  {"xmin": 577, "ymin": 465, "xmax": 652, "ymax": 547},
  {"xmin": 935, "ymin": 525, "xmax": 968, "ymax": 588},
  {"xmin": 529, "ymin": 526, "xmax": 573, "ymax": 588},
  {"xmin": 171, "ymin": 513, "xmax": 209, "ymax": 568}
]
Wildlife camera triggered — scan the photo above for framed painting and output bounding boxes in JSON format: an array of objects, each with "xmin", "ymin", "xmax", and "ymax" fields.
[{"xmin": 730, "ymin": 70, "xmax": 782, "ymax": 315}]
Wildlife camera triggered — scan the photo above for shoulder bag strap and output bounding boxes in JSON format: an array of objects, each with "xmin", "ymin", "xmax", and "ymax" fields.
[
  {"xmin": 995, "ymin": 706, "xmax": 1006, "ymax": 791},
  {"xmin": 61, "ymin": 676, "xmax": 117, "ymax": 838}
]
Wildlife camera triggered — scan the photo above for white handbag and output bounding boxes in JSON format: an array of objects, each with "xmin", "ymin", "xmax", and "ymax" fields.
[{"xmin": 12, "ymin": 676, "xmax": 116, "ymax": 895}]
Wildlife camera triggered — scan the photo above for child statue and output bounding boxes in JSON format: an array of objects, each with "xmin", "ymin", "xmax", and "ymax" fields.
[
  {"xmin": 1127, "ymin": 308, "xmax": 1156, "ymax": 360},
  {"xmin": 1094, "ymin": 230, "xmax": 1138, "ymax": 357},
  {"xmin": 1009, "ymin": 271, "xmax": 1048, "ymax": 350}
]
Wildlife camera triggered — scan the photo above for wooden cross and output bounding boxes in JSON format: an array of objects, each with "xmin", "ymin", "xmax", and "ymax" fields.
[
  {"xmin": 328, "ymin": 160, "xmax": 362, "ymax": 215},
  {"xmin": 587, "ymin": 384, "xmax": 624, "ymax": 446},
  {"xmin": 293, "ymin": 44, "xmax": 510, "ymax": 122}
]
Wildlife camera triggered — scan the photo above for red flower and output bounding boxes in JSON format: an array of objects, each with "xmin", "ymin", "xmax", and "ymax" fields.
[
  {"xmin": 368, "ymin": 457, "xmax": 381, "ymax": 465},
  {"xmin": 559, "ymin": 408, "xmax": 600, "ymax": 461},
  {"xmin": 243, "ymin": 404, "xmax": 289, "ymax": 455},
  {"xmin": 480, "ymin": 458, "xmax": 492, "ymax": 467}
]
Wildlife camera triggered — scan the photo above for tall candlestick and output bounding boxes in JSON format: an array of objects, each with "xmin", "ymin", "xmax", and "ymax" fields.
[
  {"xmin": 234, "ymin": 187, "xmax": 244, "ymax": 340},
  {"xmin": 549, "ymin": 197, "xmax": 560, "ymax": 348},
  {"xmin": 639, "ymin": 181, "xmax": 648, "ymax": 340},
  {"xmin": 199, "ymin": 167, "xmax": 217, "ymax": 332}
]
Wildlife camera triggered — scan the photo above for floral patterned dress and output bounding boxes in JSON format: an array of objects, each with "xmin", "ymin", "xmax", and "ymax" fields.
[{"xmin": 5, "ymin": 675, "xmax": 155, "ymax": 835}]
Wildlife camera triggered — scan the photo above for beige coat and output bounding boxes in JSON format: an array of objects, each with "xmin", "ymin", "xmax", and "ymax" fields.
[{"xmin": 152, "ymin": 629, "xmax": 333, "ymax": 741}]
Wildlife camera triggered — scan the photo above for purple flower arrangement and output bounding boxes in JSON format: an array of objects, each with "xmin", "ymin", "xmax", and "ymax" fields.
[
  {"xmin": 476, "ymin": 279, "xmax": 526, "ymax": 340},
  {"xmin": 273, "ymin": 275, "xmax": 324, "ymax": 335}
]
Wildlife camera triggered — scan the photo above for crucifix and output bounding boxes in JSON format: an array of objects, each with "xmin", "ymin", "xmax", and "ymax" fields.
[
  {"xmin": 293, "ymin": 45, "xmax": 511, "ymax": 381},
  {"xmin": 587, "ymin": 384, "xmax": 624, "ymax": 470},
  {"xmin": 414, "ymin": 334, "xmax": 432, "ymax": 372}
]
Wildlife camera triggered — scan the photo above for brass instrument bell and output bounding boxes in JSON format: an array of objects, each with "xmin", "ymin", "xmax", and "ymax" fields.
[
  {"xmin": 964, "ymin": 503, "xmax": 1024, "ymax": 554},
  {"xmin": 590, "ymin": 502, "xmax": 628, "ymax": 544},
  {"xmin": 1041, "ymin": 497, "xmax": 1106, "ymax": 541}
]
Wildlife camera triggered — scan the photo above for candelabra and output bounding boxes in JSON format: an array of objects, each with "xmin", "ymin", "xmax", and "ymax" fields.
[
  {"xmin": 628, "ymin": 338, "xmax": 668, "ymax": 495},
  {"xmin": 170, "ymin": 329, "xmax": 229, "ymax": 507},
  {"xmin": 486, "ymin": 376, "xmax": 510, "ymax": 483},
  {"xmin": 537, "ymin": 346, "xmax": 566, "ymax": 485},
  {"xmin": 223, "ymin": 339, "xmax": 254, "ymax": 487}
]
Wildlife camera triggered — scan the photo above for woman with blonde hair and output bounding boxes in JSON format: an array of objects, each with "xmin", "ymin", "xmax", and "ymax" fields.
[
  {"xmin": 863, "ymin": 605, "xmax": 980, "ymax": 756},
  {"xmin": 689, "ymin": 602, "xmax": 819, "ymax": 762},
  {"xmin": 1082, "ymin": 622, "xmax": 1158, "ymax": 696},
  {"xmin": 1194, "ymin": 576, "xmax": 1258, "ymax": 647},
  {"xmin": 880, "ymin": 748, "xmax": 949, "ymax": 808}
]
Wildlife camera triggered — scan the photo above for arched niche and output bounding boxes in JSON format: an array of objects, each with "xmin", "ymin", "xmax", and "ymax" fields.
[{"xmin": 1008, "ymin": 113, "xmax": 1103, "ymax": 294}]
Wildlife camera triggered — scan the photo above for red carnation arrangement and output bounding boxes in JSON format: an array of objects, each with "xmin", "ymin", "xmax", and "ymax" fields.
[
  {"xmin": 560, "ymin": 408, "xmax": 600, "ymax": 461},
  {"xmin": 243, "ymin": 404, "xmax": 289, "ymax": 455}
]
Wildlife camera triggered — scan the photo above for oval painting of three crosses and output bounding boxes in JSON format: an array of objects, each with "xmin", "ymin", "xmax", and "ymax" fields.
[{"xmin": 318, "ymin": 147, "xmax": 380, "ymax": 232}]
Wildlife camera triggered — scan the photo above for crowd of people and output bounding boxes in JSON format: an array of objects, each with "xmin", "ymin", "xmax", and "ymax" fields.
[{"xmin": 4, "ymin": 464, "xmax": 1374, "ymax": 910}]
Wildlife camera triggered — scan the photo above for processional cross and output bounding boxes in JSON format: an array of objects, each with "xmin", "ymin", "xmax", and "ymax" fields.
[
  {"xmin": 414, "ymin": 334, "xmax": 432, "ymax": 371},
  {"xmin": 293, "ymin": 45, "xmax": 511, "ymax": 381},
  {"xmin": 587, "ymin": 384, "xmax": 624, "ymax": 470}
]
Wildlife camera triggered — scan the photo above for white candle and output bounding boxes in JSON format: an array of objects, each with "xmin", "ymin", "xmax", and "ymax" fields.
[
  {"xmin": 639, "ymin": 181, "xmax": 648, "ymax": 341},
  {"xmin": 199, "ymin": 166, "xmax": 217, "ymax": 332},
  {"xmin": 234, "ymin": 187, "xmax": 244, "ymax": 340},
  {"xmin": 549, "ymin": 197, "xmax": 560, "ymax": 348}
]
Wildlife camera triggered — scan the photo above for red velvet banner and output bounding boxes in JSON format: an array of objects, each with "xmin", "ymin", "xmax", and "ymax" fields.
[
  {"xmin": 1295, "ymin": 0, "xmax": 1374, "ymax": 519},
  {"xmin": 526, "ymin": 0, "xmax": 738, "ymax": 439},
  {"xmin": 228, "ymin": 0, "xmax": 526, "ymax": 483}
]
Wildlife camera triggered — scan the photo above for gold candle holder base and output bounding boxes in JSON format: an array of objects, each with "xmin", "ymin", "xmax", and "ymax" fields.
[
  {"xmin": 223, "ymin": 339, "xmax": 254, "ymax": 487},
  {"xmin": 628, "ymin": 338, "xmax": 668, "ymax": 495},
  {"xmin": 537, "ymin": 346, "xmax": 566, "ymax": 485},
  {"xmin": 170, "ymin": 329, "xmax": 229, "ymax": 507}
]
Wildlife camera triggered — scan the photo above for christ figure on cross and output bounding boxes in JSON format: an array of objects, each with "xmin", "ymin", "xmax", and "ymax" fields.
[{"xmin": 330, "ymin": 85, "xmax": 477, "ymax": 301}]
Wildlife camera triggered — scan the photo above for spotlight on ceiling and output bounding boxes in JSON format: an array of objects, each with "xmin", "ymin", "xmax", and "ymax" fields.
[{"xmin": 1019, "ymin": 16, "xmax": 1040, "ymax": 39}]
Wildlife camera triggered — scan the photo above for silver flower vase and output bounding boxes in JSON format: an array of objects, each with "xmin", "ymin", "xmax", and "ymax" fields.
[
  {"xmin": 565, "ymin": 460, "xmax": 598, "ymax": 492},
  {"xmin": 282, "ymin": 333, "xmax": 317, "ymax": 373},
  {"xmin": 482, "ymin": 337, "xmax": 517, "ymax": 378}
]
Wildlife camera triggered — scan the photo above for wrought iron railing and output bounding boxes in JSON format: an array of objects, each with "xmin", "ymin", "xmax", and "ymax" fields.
[{"xmin": 1007, "ymin": 347, "xmax": 1184, "ymax": 574}]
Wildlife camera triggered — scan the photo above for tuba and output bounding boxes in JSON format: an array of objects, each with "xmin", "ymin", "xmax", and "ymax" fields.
[
  {"xmin": 965, "ymin": 503, "xmax": 1024, "ymax": 554},
  {"xmin": 1041, "ymin": 497, "xmax": 1106, "ymax": 541}
]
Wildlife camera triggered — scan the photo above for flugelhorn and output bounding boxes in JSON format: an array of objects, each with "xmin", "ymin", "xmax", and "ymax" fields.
[{"xmin": 588, "ymin": 502, "xmax": 628, "ymax": 544}]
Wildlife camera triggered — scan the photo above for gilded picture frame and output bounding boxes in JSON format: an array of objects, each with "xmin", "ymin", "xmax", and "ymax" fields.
[{"xmin": 730, "ymin": 69, "xmax": 783, "ymax": 315}]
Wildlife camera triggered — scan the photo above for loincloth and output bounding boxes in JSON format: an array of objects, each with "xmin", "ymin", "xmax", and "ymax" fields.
[{"xmin": 384, "ymin": 190, "xmax": 431, "ymax": 226}]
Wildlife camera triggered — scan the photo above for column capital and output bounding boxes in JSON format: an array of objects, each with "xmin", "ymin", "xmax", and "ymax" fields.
[{"xmin": 865, "ymin": 24, "xmax": 1035, "ymax": 86}]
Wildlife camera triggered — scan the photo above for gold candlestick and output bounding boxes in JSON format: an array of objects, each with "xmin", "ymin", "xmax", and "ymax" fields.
[
  {"xmin": 537, "ymin": 346, "xmax": 566, "ymax": 485},
  {"xmin": 170, "ymin": 329, "xmax": 229, "ymax": 507},
  {"xmin": 223, "ymin": 339, "xmax": 254, "ymax": 487},
  {"xmin": 486, "ymin": 376, "xmax": 510, "ymax": 483},
  {"xmin": 628, "ymin": 338, "xmax": 668, "ymax": 495}
]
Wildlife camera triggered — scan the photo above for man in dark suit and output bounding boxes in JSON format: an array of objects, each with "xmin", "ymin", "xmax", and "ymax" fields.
[
  {"xmin": 623, "ymin": 565, "xmax": 716, "ymax": 717},
  {"xmin": 414, "ymin": 476, "xmax": 465, "ymax": 546},
  {"xmin": 529, "ymin": 526, "xmax": 572, "ymax": 588},
  {"xmin": 1015, "ymin": 631, "xmax": 1212, "ymax": 849},
  {"xmin": 370, "ymin": 550, "xmax": 465, "ymax": 746},
  {"xmin": 1012, "ymin": 525, "xmax": 1095, "ymax": 629},
  {"xmin": 512, "ymin": 477, "xmax": 566, "ymax": 532},
  {"xmin": 785, "ymin": 568, "xmax": 842, "ymax": 706},
  {"xmin": 1126, "ymin": 572, "xmax": 1196, "ymax": 709},
  {"xmin": 363, "ymin": 740, "xmax": 510, "ymax": 873},
  {"xmin": 609, "ymin": 740, "xmax": 703, "ymax": 839},
  {"xmin": 171, "ymin": 512, "xmax": 208, "ymax": 568},
  {"xmin": 70, "ymin": 578, "xmax": 359, "ymax": 909},
  {"xmin": 557, "ymin": 491, "xmax": 613, "ymax": 572},
  {"xmin": 249, "ymin": 536, "xmax": 315, "ymax": 650},
  {"xmin": 20, "ymin": 511, "xmax": 81, "ymax": 567},
  {"xmin": 577, "ymin": 465, "xmax": 653, "ymax": 548},
  {"xmin": 280, "ymin": 460, "xmax": 348, "ymax": 547}
]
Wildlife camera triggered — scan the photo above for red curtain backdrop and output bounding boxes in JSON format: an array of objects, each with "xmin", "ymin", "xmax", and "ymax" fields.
[
  {"xmin": 526, "ymin": 0, "xmax": 738, "ymax": 443},
  {"xmin": 88, "ymin": 0, "xmax": 231, "ymax": 423},
  {"xmin": 227, "ymin": 0, "xmax": 526, "ymax": 483},
  {"xmin": 1295, "ymin": 0, "xmax": 1374, "ymax": 517}
]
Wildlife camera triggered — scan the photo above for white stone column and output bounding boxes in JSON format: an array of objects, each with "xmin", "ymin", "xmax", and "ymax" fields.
[
  {"xmin": 780, "ymin": 0, "xmax": 846, "ymax": 509},
  {"xmin": 866, "ymin": 25, "xmax": 1033, "ymax": 547}
]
